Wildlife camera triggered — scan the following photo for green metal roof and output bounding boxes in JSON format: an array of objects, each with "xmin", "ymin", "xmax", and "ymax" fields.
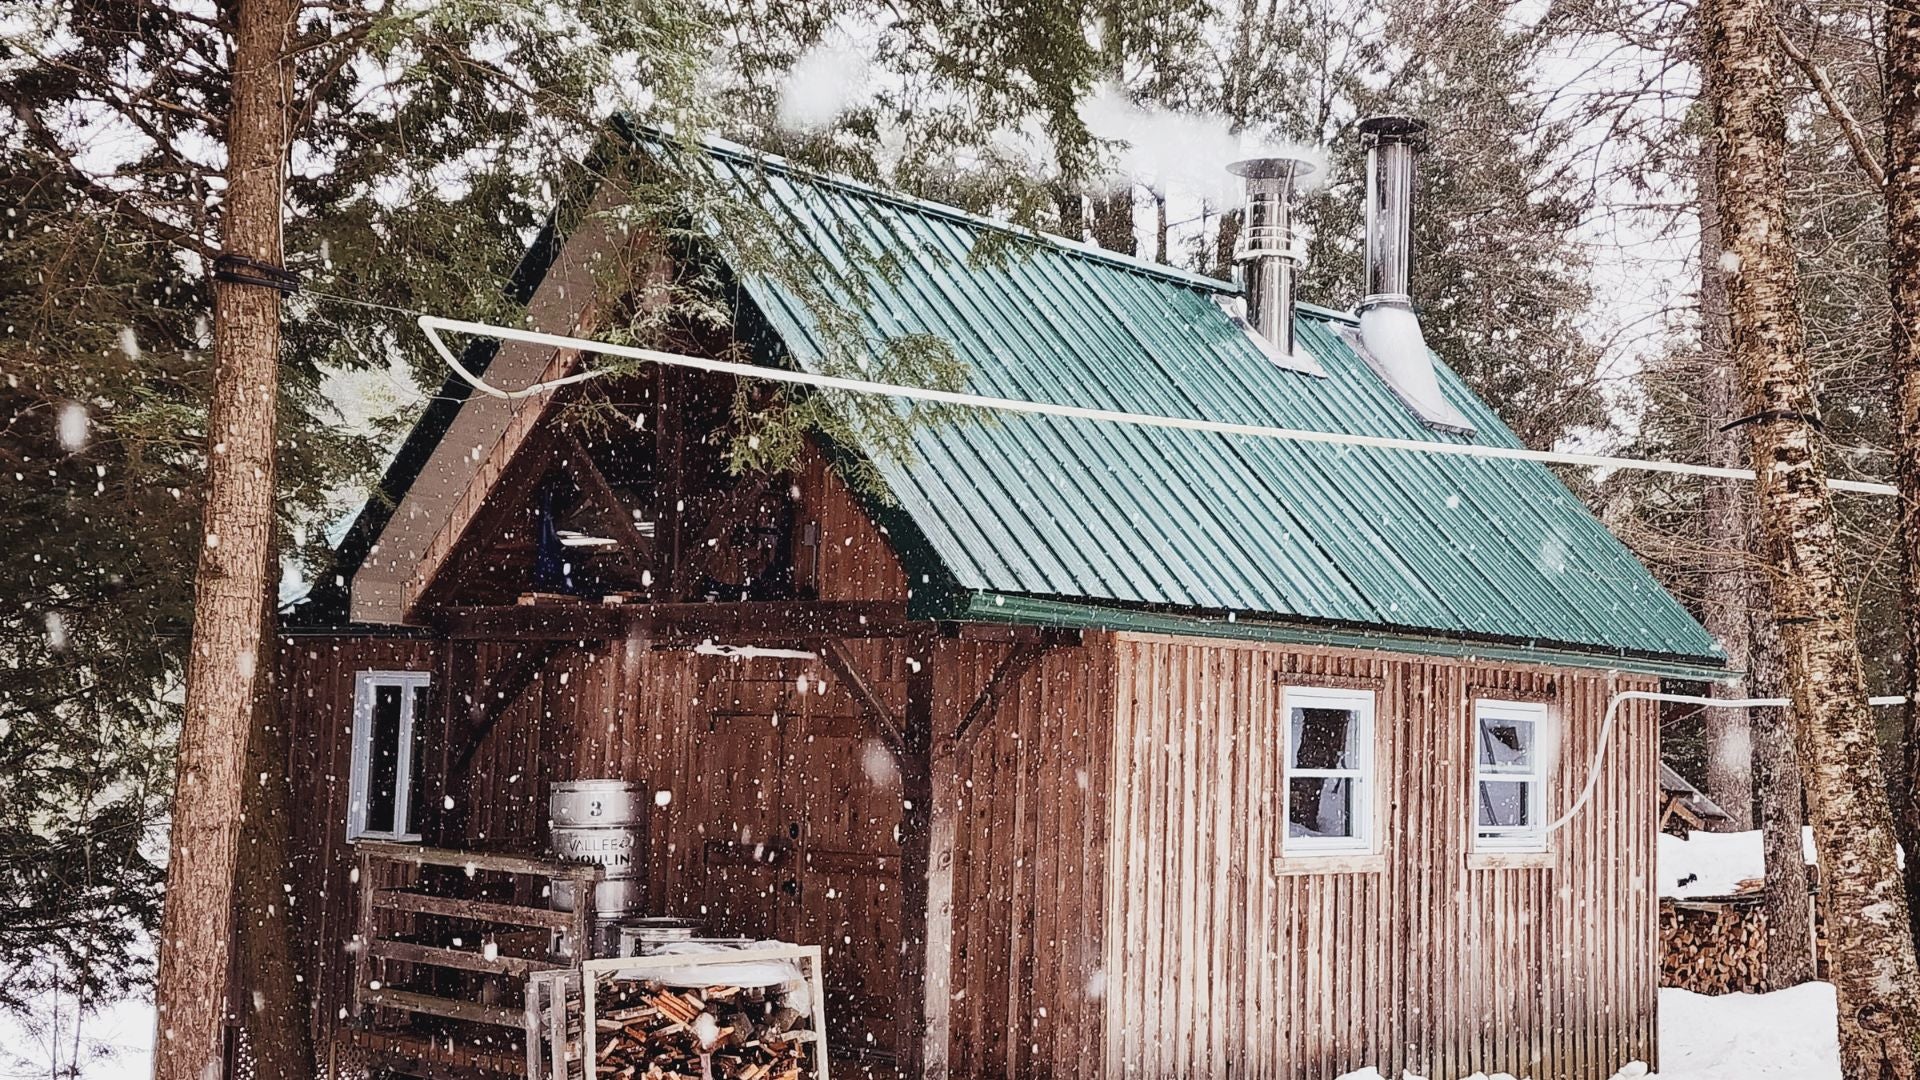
[{"xmin": 689, "ymin": 137, "xmax": 1722, "ymax": 667}]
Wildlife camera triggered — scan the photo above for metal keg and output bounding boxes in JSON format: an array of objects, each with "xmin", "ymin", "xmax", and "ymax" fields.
[{"xmin": 548, "ymin": 779, "xmax": 646, "ymax": 918}]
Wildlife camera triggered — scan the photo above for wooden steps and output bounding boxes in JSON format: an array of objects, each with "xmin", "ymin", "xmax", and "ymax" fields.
[
  {"xmin": 363, "ymin": 987, "xmax": 526, "ymax": 1029},
  {"xmin": 369, "ymin": 887, "xmax": 577, "ymax": 930},
  {"xmin": 366, "ymin": 938, "xmax": 566, "ymax": 978}
]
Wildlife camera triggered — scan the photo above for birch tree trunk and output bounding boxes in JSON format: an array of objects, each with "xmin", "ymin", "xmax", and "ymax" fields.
[
  {"xmin": 1699, "ymin": 130, "xmax": 1757, "ymax": 831},
  {"xmin": 1752, "ymin": 589, "xmax": 1818, "ymax": 987},
  {"xmin": 150, "ymin": 1, "xmax": 295, "ymax": 1077},
  {"xmin": 1883, "ymin": 0, "xmax": 1920, "ymax": 954},
  {"xmin": 1700, "ymin": 0, "xmax": 1920, "ymax": 1071}
]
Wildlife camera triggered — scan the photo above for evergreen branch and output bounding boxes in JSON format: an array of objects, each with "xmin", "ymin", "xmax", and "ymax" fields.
[
  {"xmin": 1777, "ymin": 23, "xmax": 1885, "ymax": 188},
  {"xmin": 0, "ymin": 88, "xmax": 217, "ymax": 259}
]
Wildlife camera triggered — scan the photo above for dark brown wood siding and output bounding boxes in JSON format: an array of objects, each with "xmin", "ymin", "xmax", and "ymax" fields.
[
  {"xmin": 1100, "ymin": 633, "xmax": 1661, "ymax": 1080},
  {"xmin": 275, "ymin": 634, "xmax": 440, "ymax": 1051}
]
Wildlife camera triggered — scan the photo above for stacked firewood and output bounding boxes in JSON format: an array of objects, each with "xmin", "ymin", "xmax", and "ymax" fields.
[
  {"xmin": 593, "ymin": 982, "xmax": 813, "ymax": 1080},
  {"xmin": 1659, "ymin": 897, "xmax": 1768, "ymax": 994}
]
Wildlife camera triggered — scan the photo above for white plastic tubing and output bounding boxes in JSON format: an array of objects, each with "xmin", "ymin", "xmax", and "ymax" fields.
[
  {"xmin": 1546, "ymin": 692, "xmax": 1908, "ymax": 835},
  {"xmin": 418, "ymin": 316, "xmax": 1898, "ymax": 497},
  {"xmin": 419, "ymin": 316, "xmax": 1912, "ymax": 834}
]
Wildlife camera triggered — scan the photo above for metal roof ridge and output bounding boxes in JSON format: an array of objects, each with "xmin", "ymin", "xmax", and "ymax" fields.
[{"xmin": 616, "ymin": 115, "xmax": 1258, "ymax": 297}]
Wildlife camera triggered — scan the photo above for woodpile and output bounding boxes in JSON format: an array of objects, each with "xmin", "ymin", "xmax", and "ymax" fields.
[
  {"xmin": 1659, "ymin": 896, "xmax": 1769, "ymax": 994},
  {"xmin": 593, "ymin": 981, "xmax": 814, "ymax": 1080}
]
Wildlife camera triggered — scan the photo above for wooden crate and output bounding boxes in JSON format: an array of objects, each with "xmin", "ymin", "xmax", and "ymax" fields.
[{"xmin": 581, "ymin": 945, "xmax": 829, "ymax": 1080}]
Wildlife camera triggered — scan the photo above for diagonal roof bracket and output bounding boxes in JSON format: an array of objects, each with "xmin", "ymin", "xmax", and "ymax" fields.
[
  {"xmin": 819, "ymin": 638, "xmax": 907, "ymax": 756},
  {"xmin": 948, "ymin": 640, "xmax": 1050, "ymax": 753}
]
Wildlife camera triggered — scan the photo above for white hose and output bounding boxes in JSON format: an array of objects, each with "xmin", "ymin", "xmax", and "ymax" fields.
[
  {"xmin": 417, "ymin": 315, "xmax": 1899, "ymax": 496},
  {"xmin": 1545, "ymin": 691, "xmax": 1909, "ymax": 835},
  {"xmin": 422, "ymin": 315, "xmax": 1912, "ymax": 834}
]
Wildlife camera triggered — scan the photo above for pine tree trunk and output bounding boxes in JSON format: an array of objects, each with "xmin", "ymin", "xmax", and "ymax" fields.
[
  {"xmin": 1089, "ymin": 187, "xmax": 1137, "ymax": 255},
  {"xmin": 1701, "ymin": 0, "xmax": 1920, "ymax": 1072},
  {"xmin": 235, "ymin": 617, "xmax": 314, "ymax": 1080},
  {"xmin": 1698, "ymin": 130, "xmax": 1756, "ymax": 831},
  {"xmin": 150, "ymin": 1, "xmax": 295, "ymax": 1078},
  {"xmin": 1753, "ymin": 591, "xmax": 1817, "ymax": 988},
  {"xmin": 1882, "ymin": 0, "xmax": 1920, "ymax": 956}
]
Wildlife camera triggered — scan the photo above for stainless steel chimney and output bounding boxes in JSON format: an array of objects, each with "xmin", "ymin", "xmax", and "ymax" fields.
[
  {"xmin": 1353, "ymin": 115, "xmax": 1473, "ymax": 433},
  {"xmin": 1228, "ymin": 155, "xmax": 1314, "ymax": 361},
  {"xmin": 1359, "ymin": 115, "xmax": 1425, "ymax": 308}
]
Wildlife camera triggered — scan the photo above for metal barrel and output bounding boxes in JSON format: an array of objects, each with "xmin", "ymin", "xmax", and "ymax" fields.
[
  {"xmin": 549, "ymin": 779, "xmax": 646, "ymax": 916},
  {"xmin": 616, "ymin": 916, "xmax": 701, "ymax": 956}
]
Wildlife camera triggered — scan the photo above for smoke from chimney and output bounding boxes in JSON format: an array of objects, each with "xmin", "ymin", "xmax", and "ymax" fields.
[{"xmin": 1354, "ymin": 116, "xmax": 1474, "ymax": 434}]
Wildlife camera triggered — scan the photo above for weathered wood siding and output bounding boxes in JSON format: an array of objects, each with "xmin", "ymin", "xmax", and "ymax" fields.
[
  {"xmin": 923, "ymin": 636, "xmax": 1117, "ymax": 1080},
  {"xmin": 276, "ymin": 634, "xmax": 440, "ymax": 1051},
  {"xmin": 279, "ymin": 441, "xmax": 1666, "ymax": 1080},
  {"xmin": 1100, "ymin": 633, "xmax": 1661, "ymax": 1080}
]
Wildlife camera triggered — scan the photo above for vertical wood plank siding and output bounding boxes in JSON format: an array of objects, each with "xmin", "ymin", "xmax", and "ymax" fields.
[
  {"xmin": 280, "ymin": 440, "xmax": 1661, "ymax": 1079},
  {"xmin": 275, "ymin": 635, "xmax": 439, "ymax": 1051},
  {"xmin": 1101, "ymin": 633, "xmax": 1660, "ymax": 1080},
  {"xmin": 926, "ymin": 638, "xmax": 1115, "ymax": 1080}
]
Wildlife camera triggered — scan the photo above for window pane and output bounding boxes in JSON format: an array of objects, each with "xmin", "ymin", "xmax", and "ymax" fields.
[
  {"xmin": 365, "ymin": 685, "xmax": 403, "ymax": 834},
  {"xmin": 1477, "ymin": 780, "xmax": 1532, "ymax": 829},
  {"xmin": 1289, "ymin": 777, "xmax": 1357, "ymax": 838},
  {"xmin": 1478, "ymin": 715, "xmax": 1534, "ymax": 769},
  {"xmin": 405, "ymin": 684, "xmax": 430, "ymax": 835},
  {"xmin": 1291, "ymin": 706, "xmax": 1359, "ymax": 770}
]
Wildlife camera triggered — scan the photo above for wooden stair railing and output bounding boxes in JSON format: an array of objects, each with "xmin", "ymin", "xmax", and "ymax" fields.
[{"xmin": 350, "ymin": 840, "xmax": 603, "ymax": 1057}]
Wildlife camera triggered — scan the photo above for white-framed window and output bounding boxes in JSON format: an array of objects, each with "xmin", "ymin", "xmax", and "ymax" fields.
[
  {"xmin": 1282, "ymin": 686, "xmax": 1377, "ymax": 855},
  {"xmin": 1474, "ymin": 699, "xmax": 1552, "ymax": 852},
  {"xmin": 348, "ymin": 670, "xmax": 432, "ymax": 842}
]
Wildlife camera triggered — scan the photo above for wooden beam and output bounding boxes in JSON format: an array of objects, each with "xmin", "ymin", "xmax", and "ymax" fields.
[
  {"xmin": 819, "ymin": 638, "xmax": 907, "ymax": 754},
  {"xmin": 370, "ymin": 889, "xmax": 578, "ymax": 930},
  {"xmin": 654, "ymin": 363, "xmax": 686, "ymax": 597},
  {"xmin": 365, "ymin": 939, "xmax": 563, "ymax": 978},
  {"xmin": 352, "ymin": 840, "xmax": 599, "ymax": 880},
  {"xmin": 450, "ymin": 638, "xmax": 566, "ymax": 779},
  {"xmin": 360, "ymin": 988, "xmax": 526, "ymax": 1029},
  {"xmin": 949, "ymin": 641, "xmax": 1048, "ymax": 750},
  {"xmin": 420, "ymin": 641, "xmax": 478, "ymax": 848},
  {"xmin": 896, "ymin": 657, "xmax": 935, "ymax": 1080},
  {"xmin": 436, "ymin": 600, "xmax": 918, "ymax": 642},
  {"xmin": 564, "ymin": 433, "xmax": 656, "ymax": 556}
]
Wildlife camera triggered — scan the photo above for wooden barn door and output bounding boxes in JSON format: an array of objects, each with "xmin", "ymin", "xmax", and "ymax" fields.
[
  {"xmin": 786, "ymin": 702, "xmax": 905, "ymax": 1076},
  {"xmin": 680, "ymin": 664, "xmax": 906, "ymax": 1076}
]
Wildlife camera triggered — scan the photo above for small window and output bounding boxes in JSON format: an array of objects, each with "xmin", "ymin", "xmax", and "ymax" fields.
[
  {"xmin": 349, "ymin": 671, "xmax": 432, "ymax": 842},
  {"xmin": 1474, "ymin": 699, "xmax": 1552, "ymax": 852},
  {"xmin": 1282, "ymin": 686, "xmax": 1376, "ymax": 854}
]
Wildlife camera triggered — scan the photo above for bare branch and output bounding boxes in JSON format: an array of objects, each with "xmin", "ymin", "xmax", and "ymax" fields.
[{"xmin": 1778, "ymin": 23, "xmax": 1886, "ymax": 188}]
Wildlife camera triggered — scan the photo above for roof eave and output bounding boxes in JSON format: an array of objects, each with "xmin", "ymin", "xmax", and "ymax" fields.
[{"xmin": 925, "ymin": 589, "xmax": 1729, "ymax": 681}]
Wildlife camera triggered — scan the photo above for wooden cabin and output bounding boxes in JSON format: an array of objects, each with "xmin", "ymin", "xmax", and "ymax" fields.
[{"xmin": 275, "ymin": 133, "xmax": 1725, "ymax": 1080}]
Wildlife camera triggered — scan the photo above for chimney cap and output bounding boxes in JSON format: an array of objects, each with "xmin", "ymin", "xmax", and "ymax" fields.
[
  {"xmin": 1357, "ymin": 114, "xmax": 1429, "ymax": 143},
  {"xmin": 1226, "ymin": 156, "xmax": 1317, "ymax": 181}
]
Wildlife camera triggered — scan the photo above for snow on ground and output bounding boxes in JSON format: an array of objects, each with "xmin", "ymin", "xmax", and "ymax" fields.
[
  {"xmin": 1334, "ymin": 983, "xmax": 1841, "ymax": 1080},
  {"xmin": 1649, "ymin": 983, "xmax": 1840, "ymax": 1080}
]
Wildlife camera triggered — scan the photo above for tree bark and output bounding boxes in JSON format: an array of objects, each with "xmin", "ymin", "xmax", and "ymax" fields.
[
  {"xmin": 1752, "ymin": 589, "xmax": 1818, "ymax": 988},
  {"xmin": 1882, "ymin": 0, "xmax": 1920, "ymax": 956},
  {"xmin": 150, "ymin": 1, "xmax": 296, "ymax": 1078},
  {"xmin": 1698, "ymin": 128, "xmax": 1757, "ymax": 831},
  {"xmin": 1089, "ymin": 187, "xmax": 1138, "ymax": 255},
  {"xmin": 235, "ymin": 617, "xmax": 314, "ymax": 1080},
  {"xmin": 1701, "ymin": 0, "xmax": 1920, "ymax": 1072}
]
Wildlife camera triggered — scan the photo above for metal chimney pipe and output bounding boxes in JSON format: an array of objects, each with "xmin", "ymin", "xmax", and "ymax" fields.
[
  {"xmin": 1350, "ymin": 114, "xmax": 1474, "ymax": 433},
  {"xmin": 1358, "ymin": 115, "xmax": 1427, "ymax": 310},
  {"xmin": 1228, "ymin": 155, "xmax": 1315, "ymax": 360}
]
